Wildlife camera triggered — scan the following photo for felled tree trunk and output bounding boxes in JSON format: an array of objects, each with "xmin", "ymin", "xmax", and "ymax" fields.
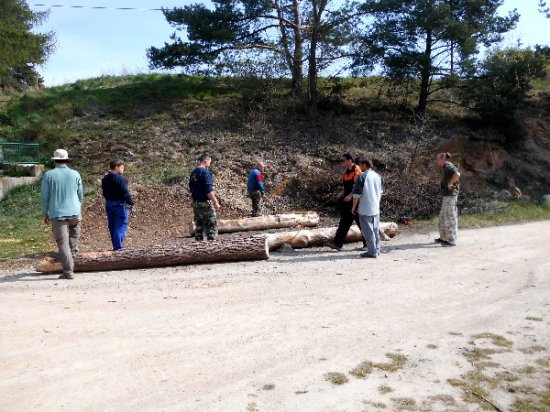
[
  {"xmin": 267, "ymin": 222, "xmax": 398, "ymax": 250},
  {"xmin": 35, "ymin": 236, "xmax": 269, "ymax": 273},
  {"xmin": 189, "ymin": 212, "xmax": 319, "ymax": 235}
]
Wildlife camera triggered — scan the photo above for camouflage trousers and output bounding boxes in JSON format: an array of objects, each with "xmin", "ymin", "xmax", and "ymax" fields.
[
  {"xmin": 438, "ymin": 195, "xmax": 458, "ymax": 243},
  {"xmin": 193, "ymin": 200, "xmax": 218, "ymax": 241},
  {"xmin": 248, "ymin": 190, "xmax": 263, "ymax": 217}
]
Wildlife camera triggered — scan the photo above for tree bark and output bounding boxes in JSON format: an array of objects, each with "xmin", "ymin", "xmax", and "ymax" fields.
[
  {"xmin": 189, "ymin": 212, "xmax": 320, "ymax": 236},
  {"xmin": 35, "ymin": 236, "xmax": 269, "ymax": 273},
  {"xmin": 267, "ymin": 222, "xmax": 398, "ymax": 250},
  {"xmin": 417, "ymin": 28, "xmax": 433, "ymax": 115}
]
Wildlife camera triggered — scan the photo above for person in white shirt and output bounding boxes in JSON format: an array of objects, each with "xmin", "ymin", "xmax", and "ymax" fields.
[{"xmin": 351, "ymin": 158, "xmax": 383, "ymax": 258}]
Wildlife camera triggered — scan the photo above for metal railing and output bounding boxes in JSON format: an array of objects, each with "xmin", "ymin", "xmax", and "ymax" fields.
[{"xmin": 0, "ymin": 142, "xmax": 40, "ymax": 164}]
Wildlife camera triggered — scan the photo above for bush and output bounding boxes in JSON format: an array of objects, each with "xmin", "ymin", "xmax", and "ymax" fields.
[{"xmin": 460, "ymin": 47, "xmax": 548, "ymax": 138}]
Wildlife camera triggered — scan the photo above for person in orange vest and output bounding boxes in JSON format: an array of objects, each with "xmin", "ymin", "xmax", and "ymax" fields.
[{"xmin": 329, "ymin": 152, "xmax": 366, "ymax": 251}]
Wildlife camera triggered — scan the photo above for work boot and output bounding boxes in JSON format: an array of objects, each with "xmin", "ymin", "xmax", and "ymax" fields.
[
  {"xmin": 59, "ymin": 273, "xmax": 74, "ymax": 280},
  {"xmin": 328, "ymin": 242, "xmax": 342, "ymax": 251},
  {"xmin": 360, "ymin": 252, "xmax": 378, "ymax": 258}
]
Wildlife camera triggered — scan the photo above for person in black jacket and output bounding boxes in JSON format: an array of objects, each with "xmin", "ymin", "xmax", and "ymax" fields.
[
  {"xmin": 101, "ymin": 160, "xmax": 134, "ymax": 250},
  {"xmin": 189, "ymin": 154, "xmax": 221, "ymax": 241}
]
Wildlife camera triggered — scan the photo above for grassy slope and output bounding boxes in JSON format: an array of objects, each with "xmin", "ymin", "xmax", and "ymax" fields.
[{"xmin": 1, "ymin": 74, "xmax": 549, "ymax": 259}]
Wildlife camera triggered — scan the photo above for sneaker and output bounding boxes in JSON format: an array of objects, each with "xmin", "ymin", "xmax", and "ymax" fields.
[
  {"xmin": 360, "ymin": 252, "xmax": 378, "ymax": 258},
  {"xmin": 441, "ymin": 240, "xmax": 456, "ymax": 247},
  {"xmin": 433, "ymin": 238, "xmax": 444, "ymax": 243},
  {"xmin": 328, "ymin": 242, "xmax": 342, "ymax": 251},
  {"xmin": 59, "ymin": 273, "xmax": 74, "ymax": 280}
]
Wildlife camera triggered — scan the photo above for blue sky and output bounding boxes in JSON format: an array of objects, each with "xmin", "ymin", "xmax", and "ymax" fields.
[{"xmin": 31, "ymin": 0, "xmax": 550, "ymax": 86}]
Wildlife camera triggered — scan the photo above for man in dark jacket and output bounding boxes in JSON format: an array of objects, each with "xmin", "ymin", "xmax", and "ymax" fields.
[
  {"xmin": 101, "ymin": 160, "xmax": 134, "ymax": 251},
  {"xmin": 189, "ymin": 154, "xmax": 221, "ymax": 241}
]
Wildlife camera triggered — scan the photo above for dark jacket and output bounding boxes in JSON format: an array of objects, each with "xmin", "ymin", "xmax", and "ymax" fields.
[
  {"xmin": 189, "ymin": 166, "xmax": 214, "ymax": 201},
  {"xmin": 101, "ymin": 172, "xmax": 134, "ymax": 205}
]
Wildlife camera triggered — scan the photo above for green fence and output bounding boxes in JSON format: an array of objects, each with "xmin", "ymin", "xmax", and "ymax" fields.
[{"xmin": 0, "ymin": 142, "xmax": 40, "ymax": 164}]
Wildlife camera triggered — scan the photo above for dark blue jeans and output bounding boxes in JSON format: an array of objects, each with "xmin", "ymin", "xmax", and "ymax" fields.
[{"xmin": 105, "ymin": 200, "xmax": 129, "ymax": 250}]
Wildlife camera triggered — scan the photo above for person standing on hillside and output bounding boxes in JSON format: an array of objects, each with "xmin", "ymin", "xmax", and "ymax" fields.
[
  {"xmin": 41, "ymin": 149, "xmax": 84, "ymax": 280},
  {"xmin": 352, "ymin": 158, "xmax": 384, "ymax": 258},
  {"xmin": 435, "ymin": 152, "xmax": 460, "ymax": 247},
  {"xmin": 328, "ymin": 152, "xmax": 366, "ymax": 251},
  {"xmin": 189, "ymin": 154, "xmax": 221, "ymax": 241},
  {"xmin": 247, "ymin": 161, "xmax": 266, "ymax": 217},
  {"xmin": 101, "ymin": 159, "xmax": 134, "ymax": 251}
]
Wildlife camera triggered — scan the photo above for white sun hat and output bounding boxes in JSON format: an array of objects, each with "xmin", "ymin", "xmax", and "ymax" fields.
[{"xmin": 51, "ymin": 149, "xmax": 70, "ymax": 160}]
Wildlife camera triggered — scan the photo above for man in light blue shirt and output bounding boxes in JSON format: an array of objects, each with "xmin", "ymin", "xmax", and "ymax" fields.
[
  {"xmin": 352, "ymin": 158, "xmax": 383, "ymax": 258},
  {"xmin": 41, "ymin": 149, "xmax": 84, "ymax": 279}
]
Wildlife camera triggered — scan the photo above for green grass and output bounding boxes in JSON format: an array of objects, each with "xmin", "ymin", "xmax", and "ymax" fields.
[
  {"xmin": 0, "ymin": 182, "xmax": 51, "ymax": 259},
  {"xmin": 0, "ymin": 74, "xmax": 241, "ymax": 160},
  {"xmin": 420, "ymin": 200, "xmax": 550, "ymax": 228}
]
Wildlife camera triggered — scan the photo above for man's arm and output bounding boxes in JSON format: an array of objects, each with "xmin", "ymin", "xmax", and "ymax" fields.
[
  {"xmin": 41, "ymin": 174, "xmax": 49, "ymax": 223},
  {"xmin": 118, "ymin": 175, "xmax": 134, "ymax": 205},
  {"xmin": 448, "ymin": 171, "xmax": 460, "ymax": 190},
  {"xmin": 77, "ymin": 174, "xmax": 84, "ymax": 204},
  {"xmin": 332, "ymin": 189, "xmax": 344, "ymax": 202},
  {"xmin": 207, "ymin": 191, "xmax": 221, "ymax": 210},
  {"xmin": 256, "ymin": 170, "xmax": 265, "ymax": 195},
  {"xmin": 351, "ymin": 197, "xmax": 359, "ymax": 214},
  {"xmin": 351, "ymin": 173, "xmax": 365, "ymax": 214}
]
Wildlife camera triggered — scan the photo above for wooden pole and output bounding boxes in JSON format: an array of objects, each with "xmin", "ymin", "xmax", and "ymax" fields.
[
  {"xmin": 35, "ymin": 236, "xmax": 269, "ymax": 273},
  {"xmin": 189, "ymin": 212, "xmax": 319, "ymax": 235}
]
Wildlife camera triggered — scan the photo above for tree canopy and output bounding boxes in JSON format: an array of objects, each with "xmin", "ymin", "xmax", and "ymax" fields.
[
  {"xmin": 0, "ymin": 0, "xmax": 54, "ymax": 91},
  {"xmin": 460, "ymin": 47, "xmax": 548, "ymax": 125},
  {"xmin": 540, "ymin": 0, "xmax": 550, "ymax": 18},
  {"xmin": 147, "ymin": 0, "xmax": 363, "ymax": 111},
  {"xmin": 353, "ymin": 0, "xmax": 518, "ymax": 114}
]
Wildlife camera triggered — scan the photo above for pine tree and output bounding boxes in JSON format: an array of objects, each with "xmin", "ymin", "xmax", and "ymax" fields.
[
  {"xmin": 353, "ymin": 0, "xmax": 518, "ymax": 115},
  {"xmin": 0, "ymin": 0, "xmax": 55, "ymax": 90}
]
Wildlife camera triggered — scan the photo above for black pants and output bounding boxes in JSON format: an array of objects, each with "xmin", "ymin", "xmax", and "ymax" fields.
[{"xmin": 333, "ymin": 201, "xmax": 366, "ymax": 247}]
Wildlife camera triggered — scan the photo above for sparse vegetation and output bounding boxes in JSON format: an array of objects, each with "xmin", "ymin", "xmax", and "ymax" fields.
[
  {"xmin": 324, "ymin": 372, "xmax": 349, "ymax": 385},
  {"xmin": 526, "ymin": 317, "xmax": 544, "ymax": 322},
  {"xmin": 374, "ymin": 353, "xmax": 408, "ymax": 372},
  {"xmin": 262, "ymin": 384, "xmax": 275, "ymax": 391},
  {"xmin": 350, "ymin": 353, "xmax": 407, "ymax": 379},
  {"xmin": 378, "ymin": 385, "xmax": 394, "ymax": 394},
  {"xmin": 350, "ymin": 361, "xmax": 374, "ymax": 378},
  {"xmin": 471, "ymin": 332, "xmax": 514, "ymax": 348},
  {"xmin": 519, "ymin": 345, "xmax": 546, "ymax": 355},
  {"xmin": 391, "ymin": 397, "xmax": 417, "ymax": 411},
  {"xmin": 462, "ymin": 347, "xmax": 503, "ymax": 363}
]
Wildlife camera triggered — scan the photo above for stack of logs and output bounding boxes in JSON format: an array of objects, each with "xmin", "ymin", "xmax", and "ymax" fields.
[{"xmin": 35, "ymin": 212, "xmax": 399, "ymax": 273}]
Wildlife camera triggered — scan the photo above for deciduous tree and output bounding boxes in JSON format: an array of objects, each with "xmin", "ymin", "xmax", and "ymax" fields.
[{"xmin": 460, "ymin": 47, "xmax": 548, "ymax": 126}]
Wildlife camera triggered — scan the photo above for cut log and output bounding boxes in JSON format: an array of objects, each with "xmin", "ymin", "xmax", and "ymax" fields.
[
  {"xmin": 35, "ymin": 236, "xmax": 269, "ymax": 273},
  {"xmin": 267, "ymin": 222, "xmax": 398, "ymax": 250},
  {"xmin": 189, "ymin": 212, "xmax": 319, "ymax": 235}
]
